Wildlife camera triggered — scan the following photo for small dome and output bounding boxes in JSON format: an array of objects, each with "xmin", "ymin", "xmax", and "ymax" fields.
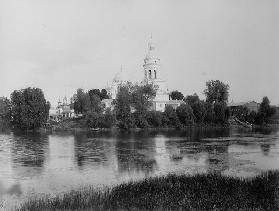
[{"xmin": 113, "ymin": 70, "xmax": 126, "ymax": 82}]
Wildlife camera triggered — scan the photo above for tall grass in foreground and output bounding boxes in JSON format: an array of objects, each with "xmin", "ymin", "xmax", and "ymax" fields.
[{"xmin": 18, "ymin": 171, "xmax": 279, "ymax": 211}]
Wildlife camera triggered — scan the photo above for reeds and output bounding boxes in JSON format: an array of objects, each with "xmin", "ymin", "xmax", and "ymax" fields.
[{"xmin": 18, "ymin": 171, "xmax": 279, "ymax": 211}]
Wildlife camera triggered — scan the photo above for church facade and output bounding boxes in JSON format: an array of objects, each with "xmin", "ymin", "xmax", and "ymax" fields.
[{"xmin": 106, "ymin": 39, "xmax": 184, "ymax": 112}]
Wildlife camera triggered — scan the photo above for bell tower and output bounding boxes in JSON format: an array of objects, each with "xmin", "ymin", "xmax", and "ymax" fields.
[
  {"xmin": 142, "ymin": 38, "xmax": 169, "ymax": 102},
  {"xmin": 143, "ymin": 38, "xmax": 160, "ymax": 83}
]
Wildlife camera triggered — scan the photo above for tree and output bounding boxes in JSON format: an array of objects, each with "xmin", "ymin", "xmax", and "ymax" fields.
[
  {"xmin": 88, "ymin": 89, "xmax": 101, "ymax": 98},
  {"xmin": 204, "ymin": 80, "xmax": 229, "ymax": 104},
  {"xmin": 163, "ymin": 106, "xmax": 181, "ymax": 128},
  {"xmin": 170, "ymin": 90, "xmax": 184, "ymax": 101},
  {"xmin": 88, "ymin": 93, "xmax": 102, "ymax": 114},
  {"xmin": 0, "ymin": 97, "xmax": 11, "ymax": 129},
  {"xmin": 100, "ymin": 89, "xmax": 109, "ymax": 100},
  {"xmin": 10, "ymin": 87, "xmax": 50, "ymax": 130},
  {"xmin": 146, "ymin": 111, "xmax": 163, "ymax": 128},
  {"xmin": 184, "ymin": 93, "xmax": 200, "ymax": 105},
  {"xmin": 74, "ymin": 88, "xmax": 90, "ymax": 114},
  {"xmin": 213, "ymin": 102, "xmax": 230, "ymax": 124},
  {"xmin": 176, "ymin": 104, "xmax": 194, "ymax": 126},
  {"xmin": 114, "ymin": 84, "xmax": 134, "ymax": 130},
  {"xmin": 185, "ymin": 94, "xmax": 206, "ymax": 123},
  {"xmin": 204, "ymin": 102, "xmax": 214, "ymax": 123},
  {"xmin": 256, "ymin": 96, "xmax": 276, "ymax": 124},
  {"xmin": 132, "ymin": 84, "xmax": 156, "ymax": 128}
]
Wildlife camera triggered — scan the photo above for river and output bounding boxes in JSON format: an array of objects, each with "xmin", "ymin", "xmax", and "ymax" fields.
[{"xmin": 0, "ymin": 127, "xmax": 279, "ymax": 208}]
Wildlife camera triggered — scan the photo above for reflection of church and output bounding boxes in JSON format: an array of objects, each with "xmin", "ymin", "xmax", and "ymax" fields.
[{"xmin": 107, "ymin": 39, "xmax": 184, "ymax": 112}]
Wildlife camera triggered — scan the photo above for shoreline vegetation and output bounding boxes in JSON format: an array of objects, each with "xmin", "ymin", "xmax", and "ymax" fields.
[
  {"xmin": 1, "ymin": 80, "xmax": 278, "ymax": 132},
  {"xmin": 18, "ymin": 170, "xmax": 279, "ymax": 211}
]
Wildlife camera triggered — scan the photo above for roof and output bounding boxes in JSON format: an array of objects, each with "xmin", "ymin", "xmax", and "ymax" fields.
[
  {"xmin": 153, "ymin": 100, "xmax": 185, "ymax": 104},
  {"xmin": 228, "ymin": 101, "xmax": 259, "ymax": 107},
  {"xmin": 101, "ymin": 99, "xmax": 113, "ymax": 103}
]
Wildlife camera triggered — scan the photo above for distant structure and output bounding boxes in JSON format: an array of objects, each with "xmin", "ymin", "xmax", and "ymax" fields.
[
  {"xmin": 106, "ymin": 38, "xmax": 184, "ymax": 112},
  {"xmin": 228, "ymin": 101, "xmax": 260, "ymax": 115},
  {"xmin": 49, "ymin": 96, "xmax": 75, "ymax": 121}
]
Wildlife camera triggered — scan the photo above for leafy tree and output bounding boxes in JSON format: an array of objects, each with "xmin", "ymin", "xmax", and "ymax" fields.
[
  {"xmin": 170, "ymin": 90, "xmax": 184, "ymax": 100},
  {"xmin": 73, "ymin": 88, "xmax": 91, "ymax": 114},
  {"xmin": 132, "ymin": 84, "xmax": 156, "ymax": 128},
  {"xmin": 10, "ymin": 87, "xmax": 50, "ymax": 129},
  {"xmin": 88, "ymin": 94, "xmax": 102, "ymax": 114},
  {"xmin": 163, "ymin": 106, "xmax": 181, "ymax": 128},
  {"xmin": 213, "ymin": 102, "xmax": 228, "ymax": 124},
  {"xmin": 146, "ymin": 111, "xmax": 163, "ymax": 128},
  {"xmin": 89, "ymin": 89, "xmax": 101, "ymax": 98},
  {"xmin": 184, "ymin": 93, "xmax": 200, "ymax": 105},
  {"xmin": 100, "ymin": 89, "xmax": 109, "ymax": 100},
  {"xmin": 102, "ymin": 108, "xmax": 115, "ymax": 128},
  {"xmin": 0, "ymin": 97, "xmax": 11, "ymax": 129},
  {"xmin": 185, "ymin": 94, "xmax": 206, "ymax": 123},
  {"xmin": 256, "ymin": 97, "xmax": 276, "ymax": 124},
  {"xmin": 86, "ymin": 112, "xmax": 102, "ymax": 128},
  {"xmin": 204, "ymin": 102, "xmax": 214, "ymax": 123},
  {"xmin": 176, "ymin": 104, "xmax": 194, "ymax": 126},
  {"xmin": 115, "ymin": 84, "xmax": 134, "ymax": 130},
  {"xmin": 204, "ymin": 80, "xmax": 229, "ymax": 104}
]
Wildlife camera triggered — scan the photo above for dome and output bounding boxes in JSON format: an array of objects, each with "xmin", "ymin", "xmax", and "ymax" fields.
[{"xmin": 113, "ymin": 69, "xmax": 126, "ymax": 82}]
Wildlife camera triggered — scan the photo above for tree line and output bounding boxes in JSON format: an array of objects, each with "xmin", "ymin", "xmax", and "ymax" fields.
[{"xmin": 0, "ymin": 80, "xmax": 277, "ymax": 131}]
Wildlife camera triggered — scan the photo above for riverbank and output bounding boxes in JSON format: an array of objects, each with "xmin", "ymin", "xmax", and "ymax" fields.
[{"xmin": 18, "ymin": 170, "xmax": 279, "ymax": 211}]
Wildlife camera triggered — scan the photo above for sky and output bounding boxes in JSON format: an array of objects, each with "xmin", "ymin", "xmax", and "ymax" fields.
[{"xmin": 0, "ymin": 0, "xmax": 279, "ymax": 106}]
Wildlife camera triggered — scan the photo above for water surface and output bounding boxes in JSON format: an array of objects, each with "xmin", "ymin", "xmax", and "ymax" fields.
[{"xmin": 0, "ymin": 127, "xmax": 279, "ymax": 204}]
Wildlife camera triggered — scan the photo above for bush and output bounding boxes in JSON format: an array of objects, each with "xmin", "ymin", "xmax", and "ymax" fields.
[
  {"xmin": 176, "ymin": 104, "xmax": 194, "ymax": 126},
  {"xmin": 146, "ymin": 111, "xmax": 163, "ymax": 128},
  {"xmin": 163, "ymin": 106, "xmax": 181, "ymax": 128}
]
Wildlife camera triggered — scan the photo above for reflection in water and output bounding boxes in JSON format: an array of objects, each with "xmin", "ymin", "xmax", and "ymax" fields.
[
  {"xmin": 74, "ymin": 133, "xmax": 112, "ymax": 169},
  {"xmin": 0, "ymin": 127, "xmax": 278, "ymax": 198},
  {"xmin": 115, "ymin": 132, "xmax": 157, "ymax": 175},
  {"xmin": 11, "ymin": 132, "xmax": 48, "ymax": 178}
]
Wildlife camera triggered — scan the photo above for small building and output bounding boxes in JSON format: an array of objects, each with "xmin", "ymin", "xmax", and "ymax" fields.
[
  {"xmin": 49, "ymin": 97, "xmax": 75, "ymax": 121},
  {"xmin": 228, "ymin": 101, "xmax": 260, "ymax": 115}
]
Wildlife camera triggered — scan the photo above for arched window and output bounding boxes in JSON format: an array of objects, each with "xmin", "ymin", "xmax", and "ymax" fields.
[
  {"xmin": 149, "ymin": 70, "xmax": 152, "ymax": 79},
  {"xmin": 154, "ymin": 70, "xmax": 157, "ymax": 79}
]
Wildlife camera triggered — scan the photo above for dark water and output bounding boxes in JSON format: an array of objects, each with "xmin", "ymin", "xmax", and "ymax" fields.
[{"xmin": 0, "ymin": 127, "xmax": 279, "ymax": 203}]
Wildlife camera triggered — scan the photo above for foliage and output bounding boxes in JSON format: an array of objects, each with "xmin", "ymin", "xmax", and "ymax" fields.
[
  {"xmin": 256, "ymin": 97, "xmax": 276, "ymax": 125},
  {"xmin": 213, "ymin": 102, "xmax": 228, "ymax": 124},
  {"xmin": 185, "ymin": 94, "xmax": 206, "ymax": 124},
  {"xmin": 73, "ymin": 88, "xmax": 90, "ymax": 114},
  {"xmin": 114, "ymin": 84, "xmax": 134, "ymax": 130},
  {"xmin": 163, "ymin": 106, "xmax": 181, "ymax": 128},
  {"xmin": 176, "ymin": 104, "xmax": 194, "ymax": 126},
  {"xmin": 132, "ymin": 84, "xmax": 156, "ymax": 128},
  {"xmin": 18, "ymin": 171, "xmax": 279, "ymax": 211},
  {"xmin": 170, "ymin": 90, "xmax": 184, "ymax": 100},
  {"xmin": 88, "ymin": 88, "xmax": 109, "ymax": 101},
  {"xmin": 0, "ymin": 97, "xmax": 11, "ymax": 129},
  {"xmin": 204, "ymin": 102, "xmax": 215, "ymax": 123},
  {"xmin": 146, "ymin": 111, "xmax": 163, "ymax": 128},
  {"xmin": 10, "ymin": 87, "xmax": 50, "ymax": 130},
  {"xmin": 204, "ymin": 80, "xmax": 229, "ymax": 104},
  {"xmin": 74, "ymin": 88, "xmax": 103, "ymax": 115}
]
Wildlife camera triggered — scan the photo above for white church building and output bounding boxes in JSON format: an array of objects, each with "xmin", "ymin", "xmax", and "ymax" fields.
[{"xmin": 105, "ymin": 39, "xmax": 184, "ymax": 112}]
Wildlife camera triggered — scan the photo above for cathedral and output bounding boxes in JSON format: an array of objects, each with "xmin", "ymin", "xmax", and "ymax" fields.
[{"xmin": 106, "ymin": 39, "xmax": 184, "ymax": 112}]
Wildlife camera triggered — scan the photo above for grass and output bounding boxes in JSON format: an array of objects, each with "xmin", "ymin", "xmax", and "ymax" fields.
[{"xmin": 18, "ymin": 171, "xmax": 279, "ymax": 211}]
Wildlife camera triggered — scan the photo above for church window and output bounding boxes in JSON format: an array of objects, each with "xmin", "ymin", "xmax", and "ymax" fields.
[
  {"xmin": 154, "ymin": 70, "xmax": 157, "ymax": 79},
  {"xmin": 149, "ymin": 70, "xmax": 152, "ymax": 79}
]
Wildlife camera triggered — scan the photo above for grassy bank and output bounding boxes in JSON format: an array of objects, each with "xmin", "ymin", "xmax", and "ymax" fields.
[{"xmin": 18, "ymin": 171, "xmax": 279, "ymax": 211}]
